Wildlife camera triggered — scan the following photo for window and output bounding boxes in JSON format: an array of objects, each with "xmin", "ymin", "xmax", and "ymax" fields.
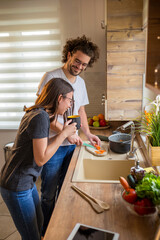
[{"xmin": 0, "ymin": 0, "xmax": 62, "ymax": 129}]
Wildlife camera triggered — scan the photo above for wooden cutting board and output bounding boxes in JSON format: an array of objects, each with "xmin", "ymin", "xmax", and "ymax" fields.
[{"xmin": 85, "ymin": 145, "xmax": 107, "ymax": 157}]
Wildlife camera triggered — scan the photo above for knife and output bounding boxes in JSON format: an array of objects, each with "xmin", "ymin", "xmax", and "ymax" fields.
[{"xmin": 82, "ymin": 142, "xmax": 96, "ymax": 149}]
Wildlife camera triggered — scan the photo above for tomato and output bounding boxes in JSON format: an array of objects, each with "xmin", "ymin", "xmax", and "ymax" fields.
[
  {"xmin": 134, "ymin": 198, "xmax": 156, "ymax": 215},
  {"xmin": 119, "ymin": 176, "xmax": 130, "ymax": 190},
  {"xmin": 122, "ymin": 189, "xmax": 137, "ymax": 204}
]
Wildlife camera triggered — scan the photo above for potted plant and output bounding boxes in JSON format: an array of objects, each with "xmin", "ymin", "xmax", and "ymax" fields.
[{"xmin": 138, "ymin": 95, "xmax": 160, "ymax": 166}]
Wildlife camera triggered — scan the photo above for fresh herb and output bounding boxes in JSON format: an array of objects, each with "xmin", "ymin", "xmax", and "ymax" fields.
[
  {"xmin": 137, "ymin": 95, "xmax": 160, "ymax": 147},
  {"xmin": 135, "ymin": 173, "xmax": 160, "ymax": 205}
]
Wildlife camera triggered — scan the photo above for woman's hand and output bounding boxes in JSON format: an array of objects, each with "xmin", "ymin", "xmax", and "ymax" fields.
[
  {"xmin": 33, "ymin": 120, "xmax": 76, "ymax": 167},
  {"xmin": 62, "ymin": 120, "xmax": 77, "ymax": 138},
  {"xmin": 67, "ymin": 134, "xmax": 83, "ymax": 145}
]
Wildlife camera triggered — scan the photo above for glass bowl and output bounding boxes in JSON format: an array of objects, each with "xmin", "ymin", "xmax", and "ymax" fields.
[{"xmin": 121, "ymin": 190, "xmax": 158, "ymax": 217}]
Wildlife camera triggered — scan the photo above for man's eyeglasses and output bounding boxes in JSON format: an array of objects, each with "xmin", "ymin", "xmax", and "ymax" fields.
[
  {"xmin": 63, "ymin": 96, "xmax": 75, "ymax": 106},
  {"xmin": 73, "ymin": 58, "xmax": 88, "ymax": 69}
]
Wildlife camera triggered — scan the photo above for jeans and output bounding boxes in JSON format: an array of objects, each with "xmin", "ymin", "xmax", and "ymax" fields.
[
  {"xmin": 0, "ymin": 184, "xmax": 43, "ymax": 240},
  {"xmin": 41, "ymin": 145, "xmax": 75, "ymax": 236}
]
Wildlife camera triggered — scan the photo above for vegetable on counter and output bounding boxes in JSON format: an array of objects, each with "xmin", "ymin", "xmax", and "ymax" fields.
[
  {"xmin": 122, "ymin": 189, "xmax": 137, "ymax": 204},
  {"xmin": 135, "ymin": 172, "xmax": 160, "ymax": 206},
  {"xmin": 134, "ymin": 198, "xmax": 156, "ymax": 215},
  {"xmin": 119, "ymin": 176, "xmax": 130, "ymax": 190},
  {"xmin": 94, "ymin": 144, "xmax": 101, "ymax": 150},
  {"xmin": 96, "ymin": 135, "xmax": 109, "ymax": 142},
  {"xmin": 95, "ymin": 150, "xmax": 105, "ymax": 154},
  {"xmin": 120, "ymin": 176, "xmax": 138, "ymax": 204},
  {"xmin": 94, "ymin": 144, "xmax": 106, "ymax": 155},
  {"xmin": 120, "ymin": 172, "xmax": 159, "ymax": 215},
  {"xmin": 127, "ymin": 174, "xmax": 136, "ymax": 189}
]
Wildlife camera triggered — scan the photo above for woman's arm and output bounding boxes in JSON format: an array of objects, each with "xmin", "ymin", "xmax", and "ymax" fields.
[
  {"xmin": 50, "ymin": 118, "xmax": 63, "ymax": 133},
  {"xmin": 33, "ymin": 122, "xmax": 76, "ymax": 167}
]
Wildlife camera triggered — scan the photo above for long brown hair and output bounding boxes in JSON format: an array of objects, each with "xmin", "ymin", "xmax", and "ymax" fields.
[{"xmin": 25, "ymin": 78, "xmax": 74, "ymax": 121}]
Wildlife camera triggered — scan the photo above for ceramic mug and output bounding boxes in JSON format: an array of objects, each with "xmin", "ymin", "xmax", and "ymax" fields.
[{"xmin": 67, "ymin": 115, "xmax": 81, "ymax": 130}]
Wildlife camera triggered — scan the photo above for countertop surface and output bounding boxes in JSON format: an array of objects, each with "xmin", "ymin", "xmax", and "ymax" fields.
[{"xmin": 43, "ymin": 127, "xmax": 160, "ymax": 240}]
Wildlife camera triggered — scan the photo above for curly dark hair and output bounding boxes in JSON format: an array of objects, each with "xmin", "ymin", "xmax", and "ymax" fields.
[{"xmin": 62, "ymin": 35, "xmax": 100, "ymax": 67}]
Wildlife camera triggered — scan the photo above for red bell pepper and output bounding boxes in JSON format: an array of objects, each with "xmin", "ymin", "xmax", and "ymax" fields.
[{"xmin": 134, "ymin": 198, "xmax": 156, "ymax": 215}]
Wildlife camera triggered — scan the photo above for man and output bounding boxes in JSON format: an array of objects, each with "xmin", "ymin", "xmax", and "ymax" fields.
[{"xmin": 37, "ymin": 35, "xmax": 101, "ymax": 236}]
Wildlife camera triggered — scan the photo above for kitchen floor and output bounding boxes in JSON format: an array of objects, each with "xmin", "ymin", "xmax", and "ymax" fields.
[{"xmin": 0, "ymin": 177, "xmax": 41, "ymax": 240}]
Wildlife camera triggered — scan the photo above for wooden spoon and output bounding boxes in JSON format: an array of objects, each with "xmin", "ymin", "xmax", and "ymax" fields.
[
  {"xmin": 71, "ymin": 185, "xmax": 104, "ymax": 213},
  {"xmin": 72, "ymin": 185, "xmax": 110, "ymax": 210}
]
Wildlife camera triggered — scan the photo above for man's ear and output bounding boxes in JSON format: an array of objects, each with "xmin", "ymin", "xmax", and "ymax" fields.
[{"xmin": 67, "ymin": 52, "xmax": 71, "ymax": 59}]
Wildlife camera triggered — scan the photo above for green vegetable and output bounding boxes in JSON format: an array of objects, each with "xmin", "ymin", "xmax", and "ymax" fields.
[
  {"xmin": 127, "ymin": 174, "xmax": 136, "ymax": 189},
  {"xmin": 96, "ymin": 135, "xmax": 109, "ymax": 142},
  {"xmin": 135, "ymin": 173, "xmax": 160, "ymax": 205}
]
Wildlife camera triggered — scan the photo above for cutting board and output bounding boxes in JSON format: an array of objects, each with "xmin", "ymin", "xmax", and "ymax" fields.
[{"xmin": 85, "ymin": 145, "xmax": 107, "ymax": 157}]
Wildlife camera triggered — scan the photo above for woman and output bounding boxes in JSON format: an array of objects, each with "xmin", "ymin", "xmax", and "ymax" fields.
[{"xmin": 0, "ymin": 78, "xmax": 76, "ymax": 240}]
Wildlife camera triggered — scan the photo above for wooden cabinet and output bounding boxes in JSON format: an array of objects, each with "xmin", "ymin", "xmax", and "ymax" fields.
[
  {"xmin": 106, "ymin": 0, "xmax": 145, "ymax": 120},
  {"xmin": 146, "ymin": 0, "xmax": 160, "ymax": 93}
]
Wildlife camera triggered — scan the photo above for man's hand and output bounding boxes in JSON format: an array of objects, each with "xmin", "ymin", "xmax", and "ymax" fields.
[
  {"xmin": 67, "ymin": 134, "xmax": 83, "ymax": 145},
  {"xmin": 78, "ymin": 106, "xmax": 101, "ymax": 147},
  {"xmin": 86, "ymin": 133, "xmax": 101, "ymax": 146}
]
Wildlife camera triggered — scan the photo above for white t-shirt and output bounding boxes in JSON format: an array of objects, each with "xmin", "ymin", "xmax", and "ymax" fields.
[{"xmin": 37, "ymin": 68, "xmax": 89, "ymax": 145}]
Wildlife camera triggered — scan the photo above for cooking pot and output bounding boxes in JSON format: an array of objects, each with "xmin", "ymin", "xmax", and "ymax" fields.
[{"xmin": 108, "ymin": 133, "xmax": 131, "ymax": 154}]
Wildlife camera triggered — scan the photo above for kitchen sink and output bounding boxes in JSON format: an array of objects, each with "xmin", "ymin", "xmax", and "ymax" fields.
[{"xmin": 72, "ymin": 141, "xmax": 145, "ymax": 183}]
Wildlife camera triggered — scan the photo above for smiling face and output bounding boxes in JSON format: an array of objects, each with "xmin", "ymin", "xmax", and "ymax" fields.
[
  {"xmin": 57, "ymin": 91, "xmax": 74, "ymax": 115},
  {"xmin": 66, "ymin": 50, "xmax": 91, "ymax": 76}
]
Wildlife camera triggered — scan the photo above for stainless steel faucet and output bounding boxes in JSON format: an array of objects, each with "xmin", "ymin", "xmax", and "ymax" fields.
[{"xmin": 118, "ymin": 121, "xmax": 135, "ymax": 159}]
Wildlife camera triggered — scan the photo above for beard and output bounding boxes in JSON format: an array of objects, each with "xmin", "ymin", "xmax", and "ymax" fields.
[{"xmin": 67, "ymin": 62, "xmax": 83, "ymax": 76}]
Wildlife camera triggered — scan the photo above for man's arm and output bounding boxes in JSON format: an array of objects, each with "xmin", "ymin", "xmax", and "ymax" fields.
[
  {"xmin": 36, "ymin": 72, "xmax": 51, "ymax": 96},
  {"xmin": 78, "ymin": 106, "xmax": 101, "ymax": 146}
]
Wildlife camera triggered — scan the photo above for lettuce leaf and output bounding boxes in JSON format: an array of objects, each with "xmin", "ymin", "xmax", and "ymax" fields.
[{"xmin": 135, "ymin": 173, "xmax": 160, "ymax": 205}]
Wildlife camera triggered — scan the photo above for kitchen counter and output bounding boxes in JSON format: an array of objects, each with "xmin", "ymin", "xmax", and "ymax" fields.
[{"xmin": 44, "ymin": 127, "xmax": 160, "ymax": 240}]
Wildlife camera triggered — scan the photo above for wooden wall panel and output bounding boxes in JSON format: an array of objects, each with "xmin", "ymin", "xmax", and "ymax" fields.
[
  {"xmin": 108, "ymin": 89, "xmax": 142, "ymax": 101},
  {"xmin": 107, "ymin": 30, "xmax": 145, "ymax": 41},
  {"xmin": 107, "ymin": 109, "xmax": 141, "ymax": 120},
  {"xmin": 107, "ymin": 15, "xmax": 142, "ymax": 31},
  {"xmin": 108, "ymin": 101, "xmax": 142, "ymax": 111},
  {"xmin": 108, "ymin": 0, "xmax": 143, "ymax": 16},
  {"xmin": 107, "ymin": 52, "xmax": 145, "ymax": 65},
  {"xmin": 107, "ymin": 64, "xmax": 145, "ymax": 75},
  {"xmin": 107, "ymin": 75, "xmax": 143, "ymax": 89},
  {"xmin": 107, "ymin": 41, "xmax": 145, "ymax": 52},
  {"xmin": 107, "ymin": 0, "xmax": 145, "ymax": 120}
]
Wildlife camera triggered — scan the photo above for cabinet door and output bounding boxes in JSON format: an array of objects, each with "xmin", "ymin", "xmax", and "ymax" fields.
[{"xmin": 106, "ymin": 0, "xmax": 144, "ymax": 120}]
